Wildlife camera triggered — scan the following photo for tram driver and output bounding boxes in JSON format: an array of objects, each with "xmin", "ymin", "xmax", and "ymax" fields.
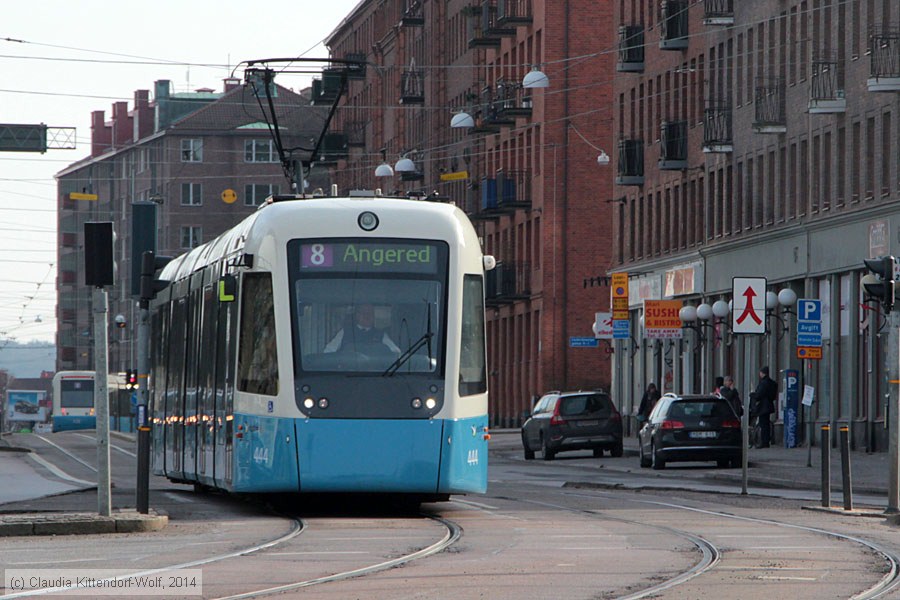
[{"xmin": 323, "ymin": 303, "xmax": 401, "ymax": 355}]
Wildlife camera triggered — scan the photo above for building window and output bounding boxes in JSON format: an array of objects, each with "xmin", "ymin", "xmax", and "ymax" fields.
[
  {"xmin": 245, "ymin": 139, "xmax": 278, "ymax": 163},
  {"xmin": 181, "ymin": 139, "xmax": 202, "ymax": 162},
  {"xmin": 244, "ymin": 183, "xmax": 280, "ymax": 206},
  {"xmin": 181, "ymin": 183, "xmax": 202, "ymax": 206},
  {"xmin": 180, "ymin": 226, "xmax": 202, "ymax": 249}
]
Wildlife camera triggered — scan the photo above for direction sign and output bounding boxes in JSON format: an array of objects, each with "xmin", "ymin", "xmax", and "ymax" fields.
[
  {"xmin": 612, "ymin": 320, "xmax": 631, "ymax": 340},
  {"xmin": 570, "ymin": 337, "xmax": 599, "ymax": 348},
  {"xmin": 594, "ymin": 312, "xmax": 613, "ymax": 339},
  {"xmin": 732, "ymin": 277, "xmax": 767, "ymax": 334}
]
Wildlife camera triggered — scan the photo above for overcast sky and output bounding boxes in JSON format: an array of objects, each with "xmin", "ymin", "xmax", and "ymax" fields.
[{"xmin": 1, "ymin": 1, "xmax": 359, "ymax": 345}]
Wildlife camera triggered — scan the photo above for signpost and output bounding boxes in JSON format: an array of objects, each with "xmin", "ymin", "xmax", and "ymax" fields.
[{"xmin": 732, "ymin": 277, "xmax": 767, "ymax": 334}]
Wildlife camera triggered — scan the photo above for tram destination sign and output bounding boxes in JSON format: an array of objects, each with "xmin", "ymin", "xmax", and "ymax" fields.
[{"xmin": 298, "ymin": 241, "xmax": 441, "ymax": 274}]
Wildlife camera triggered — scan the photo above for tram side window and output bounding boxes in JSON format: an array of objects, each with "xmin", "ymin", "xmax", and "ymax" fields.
[
  {"xmin": 237, "ymin": 273, "xmax": 279, "ymax": 395},
  {"xmin": 459, "ymin": 274, "xmax": 487, "ymax": 396}
]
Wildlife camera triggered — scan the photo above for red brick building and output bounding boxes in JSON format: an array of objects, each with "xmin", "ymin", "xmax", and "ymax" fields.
[{"xmin": 326, "ymin": 0, "xmax": 617, "ymax": 426}]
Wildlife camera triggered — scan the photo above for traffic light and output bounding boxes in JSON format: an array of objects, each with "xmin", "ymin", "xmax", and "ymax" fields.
[
  {"xmin": 863, "ymin": 255, "xmax": 896, "ymax": 313},
  {"xmin": 126, "ymin": 369, "xmax": 138, "ymax": 390}
]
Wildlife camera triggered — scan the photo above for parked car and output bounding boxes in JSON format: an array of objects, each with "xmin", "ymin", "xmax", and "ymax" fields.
[
  {"xmin": 638, "ymin": 393, "xmax": 741, "ymax": 470},
  {"xmin": 521, "ymin": 391, "xmax": 623, "ymax": 460}
]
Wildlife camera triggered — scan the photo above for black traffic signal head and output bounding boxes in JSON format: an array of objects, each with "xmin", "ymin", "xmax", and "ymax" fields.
[
  {"xmin": 126, "ymin": 369, "xmax": 138, "ymax": 389},
  {"xmin": 863, "ymin": 255, "xmax": 896, "ymax": 313}
]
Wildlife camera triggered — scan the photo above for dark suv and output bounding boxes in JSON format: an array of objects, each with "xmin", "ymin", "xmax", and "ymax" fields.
[
  {"xmin": 638, "ymin": 393, "xmax": 741, "ymax": 469},
  {"xmin": 521, "ymin": 391, "xmax": 623, "ymax": 460}
]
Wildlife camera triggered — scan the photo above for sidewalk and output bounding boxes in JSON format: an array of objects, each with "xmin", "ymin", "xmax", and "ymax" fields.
[{"xmin": 0, "ymin": 434, "xmax": 167, "ymax": 537}]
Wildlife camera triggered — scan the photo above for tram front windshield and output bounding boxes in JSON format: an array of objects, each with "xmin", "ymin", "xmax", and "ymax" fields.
[
  {"xmin": 60, "ymin": 380, "xmax": 94, "ymax": 408},
  {"xmin": 288, "ymin": 239, "xmax": 448, "ymax": 374}
]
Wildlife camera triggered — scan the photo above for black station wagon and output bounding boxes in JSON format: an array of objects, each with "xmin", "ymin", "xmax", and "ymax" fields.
[
  {"xmin": 638, "ymin": 393, "xmax": 742, "ymax": 469},
  {"xmin": 521, "ymin": 391, "xmax": 623, "ymax": 460}
]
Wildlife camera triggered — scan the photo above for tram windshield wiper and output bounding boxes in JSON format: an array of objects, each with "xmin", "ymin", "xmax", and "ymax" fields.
[{"xmin": 382, "ymin": 332, "xmax": 433, "ymax": 377}]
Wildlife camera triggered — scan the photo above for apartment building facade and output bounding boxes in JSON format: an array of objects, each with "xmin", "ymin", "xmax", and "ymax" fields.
[
  {"xmin": 613, "ymin": 0, "xmax": 900, "ymax": 447},
  {"xmin": 56, "ymin": 79, "xmax": 328, "ymax": 373},
  {"xmin": 325, "ymin": 0, "xmax": 618, "ymax": 427}
]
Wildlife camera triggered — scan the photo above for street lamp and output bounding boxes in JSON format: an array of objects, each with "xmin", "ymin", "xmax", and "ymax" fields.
[
  {"xmin": 766, "ymin": 287, "xmax": 798, "ymax": 339},
  {"xmin": 374, "ymin": 148, "xmax": 394, "ymax": 177},
  {"xmin": 522, "ymin": 65, "xmax": 550, "ymax": 88},
  {"xmin": 450, "ymin": 111, "xmax": 475, "ymax": 128}
]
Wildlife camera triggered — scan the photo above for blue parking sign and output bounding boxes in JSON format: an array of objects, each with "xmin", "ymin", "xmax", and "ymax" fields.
[{"xmin": 798, "ymin": 299, "xmax": 821, "ymax": 322}]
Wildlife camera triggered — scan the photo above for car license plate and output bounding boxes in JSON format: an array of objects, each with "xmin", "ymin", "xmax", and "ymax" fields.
[
  {"xmin": 689, "ymin": 431, "xmax": 717, "ymax": 439},
  {"xmin": 577, "ymin": 420, "xmax": 599, "ymax": 427}
]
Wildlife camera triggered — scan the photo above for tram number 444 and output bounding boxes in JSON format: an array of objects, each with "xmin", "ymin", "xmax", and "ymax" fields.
[
  {"xmin": 467, "ymin": 449, "xmax": 479, "ymax": 466},
  {"xmin": 253, "ymin": 447, "xmax": 269, "ymax": 464}
]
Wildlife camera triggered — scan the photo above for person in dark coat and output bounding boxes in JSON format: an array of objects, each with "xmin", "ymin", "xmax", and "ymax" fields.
[
  {"xmin": 637, "ymin": 383, "xmax": 661, "ymax": 423},
  {"xmin": 713, "ymin": 376, "xmax": 725, "ymax": 396},
  {"xmin": 720, "ymin": 375, "xmax": 741, "ymax": 417},
  {"xmin": 752, "ymin": 366, "xmax": 778, "ymax": 448}
]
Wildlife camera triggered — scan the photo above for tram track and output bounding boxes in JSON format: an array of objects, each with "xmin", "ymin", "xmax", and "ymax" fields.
[{"xmin": 559, "ymin": 489, "xmax": 900, "ymax": 599}]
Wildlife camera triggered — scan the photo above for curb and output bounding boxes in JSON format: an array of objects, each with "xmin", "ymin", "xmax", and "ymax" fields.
[{"xmin": 0, "ymin": 509, "xmax": 168, "ymax": 537}]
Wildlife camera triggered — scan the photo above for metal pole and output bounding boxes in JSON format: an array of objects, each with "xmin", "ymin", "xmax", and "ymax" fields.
[
  {"xmin": 888, "ymin": 311, "xmax": 900, "ymax": 513},
  {"xmin": 93, "ymin": 287, "xmax": 112, "ymax": 517},
  {"xmin": 739, "ymin": 337, "xmax": 748, "ymax": 495},
  {"xmin": 136, "ymin": 300, "xmax": 150, "ymax": 514},
  {"xmin": 840, "ymin": 425, "xmax": 853, "ymax": 511},
  {"xmin": 821, "ymin": 425, "xmax": 831, "ymax": 508}
]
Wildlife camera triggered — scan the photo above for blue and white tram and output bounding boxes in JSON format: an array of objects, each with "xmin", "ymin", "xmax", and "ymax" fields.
[
  {"xmin": 149, "ymin": 196, "xmax": 492, "ymax": 499},
  {"xmin": 51, "ymin": 371, "xmax": 127, "ymax": 432}
]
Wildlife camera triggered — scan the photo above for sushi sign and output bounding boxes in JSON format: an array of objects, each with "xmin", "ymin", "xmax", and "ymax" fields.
[{"xmin": 643, "ymin": 300, "xmax": 683, "ymax": 339}]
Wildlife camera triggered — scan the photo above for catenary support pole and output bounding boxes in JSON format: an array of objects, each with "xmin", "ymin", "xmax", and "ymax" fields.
[
  {"xmin": 888, "ymin": 311, "xmax": 900, "ymax": 513},
  {"xmin": 821, "ymin": 425, "xmax": 831, "ymax": 508},
  {"xmin": 93, "ymin": 287, "xmax": 111, "ymax": 517}
]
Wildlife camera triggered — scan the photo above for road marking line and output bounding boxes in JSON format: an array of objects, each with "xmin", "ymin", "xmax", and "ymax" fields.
[
  {"xmin": 27, "ymin": 454, "xmax": 95, "ymax": 487},
  {"xmin": 163, "ymin": 492, "xmax": 194, "ymax": 503},
  {"xmin": 34, "ymin": 435, "xmax": 96, "ymax": 471},
  {"xmin": 75, "ymin": 432, "xmax": 137, "ymax": 458},
  {"xmin": 757, "ymin": 576, "xmax": 819, "ymax": 581},
  {"xmin": 267, "ymin": 552, "xmax": 368, "ymax": 556}
]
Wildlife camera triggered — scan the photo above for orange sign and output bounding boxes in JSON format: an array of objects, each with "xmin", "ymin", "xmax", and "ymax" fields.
[
  {"xmin": 643, "ymin": 300, "xmax": 683, "ymax": 339},
  {"xmin": 797, "ymin": 346, "xmax": 823, "ymax": 360},
  {"xmin": 611, "ymin": 273, "xmax": 628, "ymax": 297}
]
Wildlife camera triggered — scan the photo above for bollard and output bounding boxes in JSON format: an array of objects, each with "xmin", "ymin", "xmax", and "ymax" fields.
[
  {"xmin": 821, "ymin": 425, "xmax": 831, "ymax": 508},
  {"xmin": 840, "ymin": 426, "xmax": 853, "ymax": 511}
]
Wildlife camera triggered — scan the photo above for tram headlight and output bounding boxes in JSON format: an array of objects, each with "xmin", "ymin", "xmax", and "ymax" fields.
[
  {"xmin": 303, "ymin": 397, "xmax": 315, "ymax": 409},
  {"xmin": 425, "ymin": 398, "xmax": 437, "ymax": 410},
  {"xmin": 358, "ymin": 211, "xmax": 379, "ymax": 231},
  {"xmin": 318, "ymin": 397, "xmax": 330, "ymax": 409},
  {"xmin": 411, "ymin": 398, "xmax": 423, "ymax": 409}
]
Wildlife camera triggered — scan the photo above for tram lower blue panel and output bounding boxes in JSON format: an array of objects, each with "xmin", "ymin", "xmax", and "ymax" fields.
[
  {"xmin": 232, "ymin": 414, "xmax": 300, "ymax": 493},
  {"xmin": 230, "ymin": 414, "xmax": 489, "ymax": 495},
  {"xmin": 438, "ymin": 416, "xmax": 489, "ymax": 494},
  {"xmin": 52, "ymin": 416, "xmax": 96, "ymax": 433},
  {"xmin": 296, "ymin": 418, "xmax": 444, "ymax": 493}
]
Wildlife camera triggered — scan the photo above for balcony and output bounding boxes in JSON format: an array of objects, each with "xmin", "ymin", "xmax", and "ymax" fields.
[
  {"xmin": 480, "ymin": 0, "xmax": 516, "ymax": 36},
  {"xmin": 310, "ymin": 68, "xmax": 345, "ymax": 105},
  {"xmin": 659, "ymin": 121, "xmax": 688, "ymax": 169},
  {"xmin": 401, "ymin": 0, "xmax": 424, "ymax": 26},
  {"xmin": 316, "ymin": 133, "xmax": 349, "ymax": 164},
  {"xmin": 702, "ymin": 0, "xmax": 733, "ymax": 26},
  {"xmin": 493, "ymin": 79, "xmax": 533, "ymax": 119},
  {"xmin": 616, "ymin": 139, "xmax": 644, "ymax": 186},
  {"xmin": 497, "ymin": 0, "xmax": 532, "ymax": 26},
  {"xmin": 343, "ymin": 52, "xmax": 367, "ymax": 79},
  {"xmin": 660, "ymin": 0, "xmax": 689, "ymax": 50},
  {"xmin": 485, "ymin": 261, "xmax": 531, "ymax": 305},
  {"xmin": 400, "ymin": 68, "xmax": 425, "ymax": 104},
  {"xmin": 867, "ymin": 24, "xmax": 900, "ymax": 92},
  {"xmin": 753, "ymin": 77, "xmax": 786, "ymax": 134},
  {"xmin": 703, "ymin": 101, "xmax": 733, "ymax": 153},
  {"xmin": 618, "ymin": 25, "xmax": 645, "ymax": 72},
  {"xmin": 479, "ymin": 86, "xmax": 516, "ymax": 128},
  {"xmin": 809, "ymin": 53, "xmax": 846, "ymax": 113},
  {"xmin": 480, "ymin": 171, "xmax": 531, "ymax": 213},
  {"xmin": 465, "ymin": 2, "xmax": 514, "ymax": 48}
]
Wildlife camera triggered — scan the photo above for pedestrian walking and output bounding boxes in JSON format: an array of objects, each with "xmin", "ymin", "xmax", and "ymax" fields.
[
  {"xmin": 636, "ymin": 383, "xmax": 661, "ymax": 435},
  {"xmin": 720, "ymin": 375, "xmax": 741, "ymax": 417},
  {"xmin": 752, "ymin": 366, "xmax": 777, "ymax": 448}
]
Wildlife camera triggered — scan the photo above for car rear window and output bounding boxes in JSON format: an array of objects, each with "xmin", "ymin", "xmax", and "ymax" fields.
[
  {"xmin": 559, "ymin": 394, "xmax": 612, "ymax": 417},
  {"xmin": 668, "ymin": 400, "xmax": 733, "ymax": 420}
]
